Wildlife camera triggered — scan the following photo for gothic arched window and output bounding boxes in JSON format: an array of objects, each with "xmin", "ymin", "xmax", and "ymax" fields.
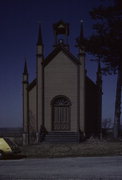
[{"xmin": 51, "ymin": 96, "xmax": 71, "ymax": 131}]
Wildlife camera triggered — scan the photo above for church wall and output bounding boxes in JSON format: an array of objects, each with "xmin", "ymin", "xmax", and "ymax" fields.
[
  {"xmin": 28, "ymin": 86, "xmax": 37, "ymax": 134},
  {"xmin": 44, "ymin": 52, "xmax": 78, "ymax": 132}
]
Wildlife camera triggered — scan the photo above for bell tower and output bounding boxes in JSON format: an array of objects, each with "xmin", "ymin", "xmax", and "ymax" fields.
[{"xmin": 53, "ymin": 20, "xmax": 69, "ymax": 48}]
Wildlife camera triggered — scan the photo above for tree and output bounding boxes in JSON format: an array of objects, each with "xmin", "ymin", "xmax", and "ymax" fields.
[
  {"xmin": 102, "ymin": 118, "xmax": 112, "ymax": 129},
  {"xmin": 102, "ymin": 118, "xmax": 112, "ymax": 137},
  {"xmin": 77, "ymin": 0, "xmax": 122, "ymax": 138}
]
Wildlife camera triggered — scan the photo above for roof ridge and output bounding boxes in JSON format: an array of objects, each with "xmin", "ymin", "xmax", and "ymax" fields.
[{"xmin": 44, "ymin": 46, "xmax": 80, "ymax": 67}]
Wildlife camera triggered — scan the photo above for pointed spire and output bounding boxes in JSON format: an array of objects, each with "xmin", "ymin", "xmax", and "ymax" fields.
[
  {"xmin": 97, "ymin": 60, "xmax": 102, "ymax": 75},
  {"xmin": 37, "ymin": 24, "xmax": 43, "ymax": 45},
  {"xmin": 77, "ymin": 19, "xmax": 84, "ymax": 51},
  {"xmin": 23, "ymin": 60, "xmax": 28, "ymax": 75},
  {"xmin": 80, "ymin": 19, "xmax": 84, "ymax": 40},
  {"xmin": 96, "ymin": 60, "xmax": 102, "ymax": 86}
]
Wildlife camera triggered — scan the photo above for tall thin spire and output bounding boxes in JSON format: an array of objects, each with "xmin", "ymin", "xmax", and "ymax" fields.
[
  {"xmin": 96, "ymin": 60, "xmax": 102, "ymax": 94},
  {"xmin": 80, "ymin": 19, "xmax": 84, "ymax": 40},
  {"xmin": 77, "ymin": 19, "xmax": 84, "ymax": 51},
  {"xmin": 23, "ymin": 60, "xmax": 28, "ymax": 75},
  {"xmin": 96, "ymin": 60, "xmax": 102, "ymax": 139},
  {"xmin": 97, "ymin": 60, "xmax": 102, "ymax": 80},
  {"xmin": 37, "ymin": 24, "xmax": 43, "ymax": 45}
]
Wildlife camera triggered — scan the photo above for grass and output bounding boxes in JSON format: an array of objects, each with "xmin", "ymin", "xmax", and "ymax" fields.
[{"xmin": 20, "ymin": 139, "xmax": 122, "ymax": 158}]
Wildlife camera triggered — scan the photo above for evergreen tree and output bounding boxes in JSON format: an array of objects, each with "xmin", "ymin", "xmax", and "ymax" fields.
[{"xmin": 77, "ymin": 0, "xmax": 122, "ymax": 138}]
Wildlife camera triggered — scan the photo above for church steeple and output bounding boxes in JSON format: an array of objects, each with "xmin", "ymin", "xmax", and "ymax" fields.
[
  {"xmin": 36, "ymin": 23, "xmax": 44, "ymax": 139},
  {"xmin": 36, "ymin": 24, "xmax": 44, "ymax": 56},
  {"xmin": 78, "ymin": 20, "xmax": 84, "ymax": 51},
  {"xmin": 76, "ymin": 20, "xmax": 85, "ymax": 60},
  {"xmin": 53, "ymin": 20, "xmax": 69, "ymax": 48},
  {"xmin": 80, "ymin": 20, "xmax": 84, "ymax": 40},
  {"xmin": 37, "ymin": 24, "xmax": 43, "ymax": 46},
  {"xmin": 23, "ymin": 60, "xmax": 28, "ymax": 75},
  {"xmin": 96, "ymin": 61, "xmax": 102, "ymax": 86},
  {"xmin": 96, "ymin": 60, "xmax": 102, "ymax": 138},
  {"xmin": 78, "ymin": 20, "xmax": 85, "ymax": 67},
  {"xmin": 23, "ymin": 60, "xmax": 28, "ymax": 83},
  {"xmin": 22, "ymin": 59, "xmax": 29, "ymax": 144}
]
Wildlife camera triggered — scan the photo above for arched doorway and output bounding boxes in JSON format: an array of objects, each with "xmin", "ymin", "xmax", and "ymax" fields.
[{"xmin": 51, "ymin": 96, "xmax": 71, "ymax": 131}]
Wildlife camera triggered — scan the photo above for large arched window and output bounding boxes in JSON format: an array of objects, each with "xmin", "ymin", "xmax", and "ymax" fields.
[{"xmin": 51, "ymin": 96, "xmax": 71, "ymax": 131}]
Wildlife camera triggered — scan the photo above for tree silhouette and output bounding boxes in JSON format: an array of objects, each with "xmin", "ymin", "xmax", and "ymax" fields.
[{"xmin": 77, "ymin": 0, "xmax": 122, "ymax": 138}]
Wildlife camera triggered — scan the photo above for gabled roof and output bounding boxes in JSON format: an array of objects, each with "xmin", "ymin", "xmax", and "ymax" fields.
[{"xmin": 44, "ymin": 45, "xmax": 80, "ymax": 67}]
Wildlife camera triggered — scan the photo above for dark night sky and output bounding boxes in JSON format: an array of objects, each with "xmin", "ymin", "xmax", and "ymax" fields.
[{"xmin": 0, "ymin": 0, "xmax": 119, "ymax": 127}]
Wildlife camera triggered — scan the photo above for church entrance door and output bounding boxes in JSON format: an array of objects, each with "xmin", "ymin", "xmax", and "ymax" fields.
[{"xmin": 51, "ymin": 96, "xmax": 71, "ymax": 131}]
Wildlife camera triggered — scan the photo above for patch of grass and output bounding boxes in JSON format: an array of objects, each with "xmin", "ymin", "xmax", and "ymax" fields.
[{"xmin": 20, "ymin": 140, "xmax": 122, "ymax": 158}]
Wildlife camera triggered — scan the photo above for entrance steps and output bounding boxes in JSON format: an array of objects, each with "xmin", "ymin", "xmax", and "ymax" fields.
[{"xmin": 44, "ymin": 132, "xmax": 80, "ymax": 143}]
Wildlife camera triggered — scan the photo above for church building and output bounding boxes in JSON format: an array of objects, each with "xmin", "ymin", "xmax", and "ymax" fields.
[{"xmin": 22, "ymin": 21, "xmax": 102, "ymax": 144}]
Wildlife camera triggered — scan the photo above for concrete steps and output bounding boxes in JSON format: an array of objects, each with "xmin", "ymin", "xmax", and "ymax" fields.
[{"xmin": 44, "ymin": 132, "xmax": 80, "ymax": 143}]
